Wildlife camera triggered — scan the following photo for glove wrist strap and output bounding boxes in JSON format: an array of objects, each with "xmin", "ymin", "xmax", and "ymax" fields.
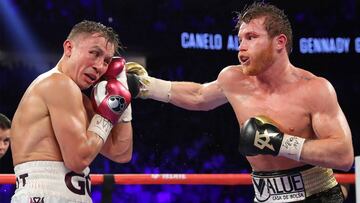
[
  {"xmin": 118, "ymin": 104, "xmax": 132, "ymax": 123},
  {"xmin": 144, "ymin": 77, "xmax": 171, "ymax": 103},
  {"xmin": 88, "ymin": 114, "xmax": 113, "ymax": 142},
  {"xmin": 117, "ymin": 70, "xmax": 132, "ymax": 123},
  {"xmin": 278, "ymin": 134, "xmax": 305, "ymax": 161}
]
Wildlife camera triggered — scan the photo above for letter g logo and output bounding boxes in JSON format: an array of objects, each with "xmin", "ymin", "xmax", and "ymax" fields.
[{"xmin": 65, "ymin": 172, "xmax": 91, "ymax": 195}]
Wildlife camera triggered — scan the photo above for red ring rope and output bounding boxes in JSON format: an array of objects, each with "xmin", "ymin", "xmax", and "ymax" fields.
[{"xmin": 0, "ymin": 173, "xmax": 354, "ymax": 185}]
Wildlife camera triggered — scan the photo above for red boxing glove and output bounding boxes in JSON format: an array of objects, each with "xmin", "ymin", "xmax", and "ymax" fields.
[
  {"xmin": 91, "ymin": 79, "xmax": 131, "ymax": 124},
  {"xmin": 103, "ymin": 56, "xmax": 126, "ymax": 79}
]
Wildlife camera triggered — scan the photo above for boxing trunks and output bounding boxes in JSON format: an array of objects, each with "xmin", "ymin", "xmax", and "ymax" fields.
[
  {"xmin": 252, "ymin": 165, "xmax": 344, "ymax": 203},
  {"xmin": 11, "ymin": 161, "xmax": 92, "ymax": 203}
]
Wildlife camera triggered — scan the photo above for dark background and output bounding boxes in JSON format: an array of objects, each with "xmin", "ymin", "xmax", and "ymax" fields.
[{"xmin": 0, "ymin": 0, "xmax": 359, "ymax": 202}]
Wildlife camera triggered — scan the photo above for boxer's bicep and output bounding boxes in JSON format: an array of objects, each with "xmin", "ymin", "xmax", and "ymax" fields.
[
  {"xmin": 301, "ymin": 78, "xmax": 353, "ymax": 170},
  {"xmin": 44, "ymin": 78, "xmax": 88, "ymax": 160},
  {"xmin": 311, "ymin": 79, "xmax": 351, "ymax": 141}
]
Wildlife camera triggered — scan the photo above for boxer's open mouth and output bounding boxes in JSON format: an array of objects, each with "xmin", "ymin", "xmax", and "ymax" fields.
[
  {"xmin": 85, "ymin": 73, "xmax": 97, "ymax": 82},
  {"xmin": 240, "ymin": 56, "xmax": 250, "ymax": 65}
]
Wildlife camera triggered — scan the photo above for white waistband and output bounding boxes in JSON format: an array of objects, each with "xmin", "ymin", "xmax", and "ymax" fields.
[
  {"xmin": 14, "ymin": 161, "xmax": 90, "ymax": 176},
  {"xmin": 13, "ymin": 161, "xmax": 92, "ymax": 202}
]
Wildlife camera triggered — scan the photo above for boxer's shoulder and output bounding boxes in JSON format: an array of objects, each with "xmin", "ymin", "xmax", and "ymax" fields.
[
  {"xmin": 26, "ymin": 69, "xmax": 82, "ymax": 104},
  {"xmin": 40, "ymin": 69, "xmax": 79, "ymax": 92},
  {"xmin": 217, "ymin": 65, "xmax": 251, "ymax": 91},
  {"xmin": 292, "ymin": 67, "xmax": 321, "ymax": 85},
  {"xmin": 219, "ymin": 65, "xmax": 242, "ymax": 75},
  {"xmin": 219, "ymin": 65, "xmax": 248, "ymax": 81},
  {"xmin": 297, "ymin": 74, "xmax": 335, "ymax": 102}
]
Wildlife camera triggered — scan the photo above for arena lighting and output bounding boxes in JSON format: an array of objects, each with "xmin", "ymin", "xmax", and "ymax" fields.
[{"xmin": 0, "ymin": 0, "xmax": 45, "ymax": 66}]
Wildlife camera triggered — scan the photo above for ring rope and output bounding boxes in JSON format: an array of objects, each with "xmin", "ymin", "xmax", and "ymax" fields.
[{"xmin": 0, "ymin": 173, "xmax": 354, "ymax": 185}]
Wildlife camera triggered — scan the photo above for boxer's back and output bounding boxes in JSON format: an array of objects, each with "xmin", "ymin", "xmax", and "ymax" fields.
[{"xmin": 11, "ymin": 70, "xmax": 65, "ymax": 166}]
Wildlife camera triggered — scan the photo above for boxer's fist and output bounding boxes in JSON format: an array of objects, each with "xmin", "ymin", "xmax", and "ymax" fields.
[
  {"xmin": 88, "ymin": 79, "xmax": 131, "ymax": 142},
  {"xmin": 103, "ymin": 56, "xmax": 126, "ymax": 79},
  {"xmin": 125, "ymin": 62, "xmax": 149, "ymax": 98},
  {"xmin": 239, "ymin": 116, "xmax": 305, "ymax": 161},
  {"xmin": 91, "ymin": 79, "xmax": 131, "ymax": 124},
  {"xmin": 101, "ymin": 56, "xmax": 133, "ymax": 122},
  {"xmin": 126, "ymin": 62, "xmax": 171, "ymax": 102},
  {"xmin": 103, "ymin": 57, "xmax": 135, "ymax": 98}
]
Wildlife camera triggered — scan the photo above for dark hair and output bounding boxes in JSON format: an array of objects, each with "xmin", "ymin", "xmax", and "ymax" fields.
[
  {"xmin": 67, "ymin": 20, "xmax": 121, "ymax": 53},
  {"xmin": 236, "ymin": 2, "xmax": 293, "ymax": 53},
  {"xmin": 0, "ymin": 114, "xmax": 11, "ymax": 129}
]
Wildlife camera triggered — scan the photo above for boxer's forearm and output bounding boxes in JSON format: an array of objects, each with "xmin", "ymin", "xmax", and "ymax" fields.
[
  {"xmin": 136, "ymin": 76, "xmax": 227, "ymax": 110},
  {"xmin": 300, "ymin": 138, "xmax": 353, "ymax": 171},
  {"xmin": 64, "ymin": 130, "xmax": 104, "ymax": 173},
  {"xmin": 125, "ymin": 62, "xmax": 227, "ymax": 109},
  {"xmin": 138, "ymin": 77, "xmax": 213, "ymax": 110},
  {"xmin": 170, "ymin": 81, "xmax": 227, "ymax": 111},
  {"xmin": 101, "ymin": 122, "xmax": 133, "ymax": 163},
  {"xmin": 169, "ymin": 82, "xmax": 210, "ymax": 110}
]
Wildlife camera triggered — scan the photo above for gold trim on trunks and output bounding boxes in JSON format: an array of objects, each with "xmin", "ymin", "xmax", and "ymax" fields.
[{"xmin": 301, "ymin": 166, "xmax": 338, "ymax": 197}]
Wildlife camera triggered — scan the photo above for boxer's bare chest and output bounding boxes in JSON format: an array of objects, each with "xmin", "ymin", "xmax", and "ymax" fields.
[
  {"xmin": 226, "ymin": 83, "xmax": 313, "ymax": 138},
  {"xmin": 225, "ymin": 83, "xmax": 316, "ymax": 170}
]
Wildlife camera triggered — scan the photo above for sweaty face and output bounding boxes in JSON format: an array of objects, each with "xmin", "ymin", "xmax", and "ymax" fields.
[
  {"xmin": 238, "ymin": 17, "xmax": 275, "ymax": 76},
  {"xmin": 0, "ymin": 128, "xmax": 10, "ymax": 159},
  {"xmin": 68, "ymin": 33, "xmax": 115, "ymax": 89}
]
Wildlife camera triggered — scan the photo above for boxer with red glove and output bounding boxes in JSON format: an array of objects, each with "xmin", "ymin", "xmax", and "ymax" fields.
[
  {"xmin": 103, "ymin": 56, "xmax": 133, "ymax": 123},
  {"xmin": 88, "ymin": 57, "xmax": 131, "ymax": 142},
  {"xmin": 10, "ymin": 21, "xmax": 134, "ymax": 203}
]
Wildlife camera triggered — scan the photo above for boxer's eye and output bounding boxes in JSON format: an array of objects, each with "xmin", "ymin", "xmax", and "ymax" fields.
[
  {"xmin": 104, "ymin": 59, "xmax": 111, "ymax": 66},
  {"xmin": 90, "ymin": 51, "xmax": 100, "ymax": 57}
]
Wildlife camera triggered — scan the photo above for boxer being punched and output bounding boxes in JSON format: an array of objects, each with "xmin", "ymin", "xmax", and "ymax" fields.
[
  {"xmin": 11, "ymin": 21, "xmax": 132, "ymax": 203},
  {"xmin": 126, "ymin": 3, "xmax": 353, "ymax": 202}
]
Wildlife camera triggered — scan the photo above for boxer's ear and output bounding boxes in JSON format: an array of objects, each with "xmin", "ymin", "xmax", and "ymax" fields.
[
  {"xmin": 274, "ymin": 34, "xmax": 287, "ymax": 53},
  {"xmin": 63, "ymin": 40, "xmax": 73, "ymax": 57}
]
